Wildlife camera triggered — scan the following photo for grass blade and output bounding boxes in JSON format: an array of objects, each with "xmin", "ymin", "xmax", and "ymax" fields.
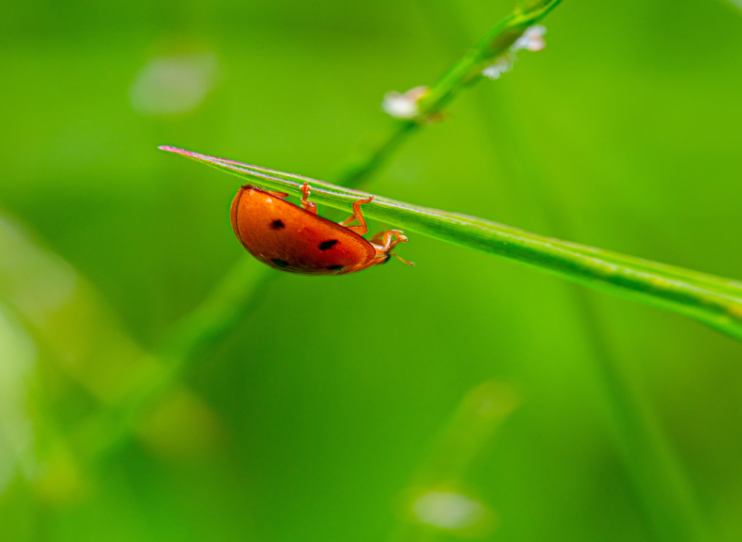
[{"xmin": 160, "ymin": 145, "xmax": 742, "ymax": 342}]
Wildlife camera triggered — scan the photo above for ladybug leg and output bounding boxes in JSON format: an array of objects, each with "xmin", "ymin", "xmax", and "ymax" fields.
[
  {"xmin": 300, "ymin": 182, "xmax": 318, "ymax": 214},
  {"xmin": 339, "ymin": 196, "xmax": 374, "ymax": 235}
]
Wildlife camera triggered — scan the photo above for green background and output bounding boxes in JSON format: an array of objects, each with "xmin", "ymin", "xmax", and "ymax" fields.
[{"xmin": 1, "ymin": 1, "xmax": 741, "ymax": 541}]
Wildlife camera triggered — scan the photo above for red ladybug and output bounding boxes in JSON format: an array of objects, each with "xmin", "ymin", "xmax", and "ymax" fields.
[{"xmin": 230, "ymin": 182, "xmax": 411, "ymax": 275}]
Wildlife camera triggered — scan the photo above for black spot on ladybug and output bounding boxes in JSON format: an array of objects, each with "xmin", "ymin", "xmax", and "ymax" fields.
[
  {"xmin": 318, "ymin": 239, "xmax": 338, "ymax": 251},
  {"xmin": 271, "ymin": 258, "xmax": 290, "ymax": 268},
  {"xmin": 327, "ymin": 264, "xmax": 344, "ymax": 271},
  {"xmin": 382, "ymin": 253, "xmax": 392, "ymax": 264},
  {"xmin": 270, "ymin": 219, "xmax": 285, "ymax": 230}
]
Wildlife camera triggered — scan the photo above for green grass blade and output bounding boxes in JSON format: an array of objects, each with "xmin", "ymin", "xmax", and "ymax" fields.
[{"xmin": 160, "ymin": 145, "xmax": 742, "ymax": 342}]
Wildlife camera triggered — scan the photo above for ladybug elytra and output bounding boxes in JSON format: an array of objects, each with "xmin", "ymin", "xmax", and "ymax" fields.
[{"xmin": 230, "ymin": 182, "xmax": 411, "ymax": 275}]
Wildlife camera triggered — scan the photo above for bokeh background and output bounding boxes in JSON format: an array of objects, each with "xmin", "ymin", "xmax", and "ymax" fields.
[{"xmin": 1, "ymin": 1, "xmax": 741, "ymax": 541}]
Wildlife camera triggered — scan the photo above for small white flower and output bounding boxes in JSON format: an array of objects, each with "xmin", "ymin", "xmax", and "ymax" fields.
[
  {"xmin": 482, "ymin": 25, "xmax": 546, "ymax": 81},
  {"xmin": 513, "ymin": 25, "xmax": 547, "ymax": 52},
  {"xmin": 482, "ymin": 56, "xmax": 512, "ymax": 79},
  {"xmin": 382, "ymin": 86, "xmax": 429, "ymax": 119}
]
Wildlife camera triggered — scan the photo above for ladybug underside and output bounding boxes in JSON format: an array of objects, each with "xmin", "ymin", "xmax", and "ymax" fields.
[{"xmin": 230, "ymin": 185, "xmax": 408, "ymax": 275}]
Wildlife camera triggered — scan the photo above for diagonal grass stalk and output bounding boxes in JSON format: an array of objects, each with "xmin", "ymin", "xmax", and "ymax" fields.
[
  {"xmin": 160, "ymin": 145, "xmax": 742, "ymax": 342},
  {"xmin": 341, "ymin": 0, "xmax": 562, "ymax": 186}
]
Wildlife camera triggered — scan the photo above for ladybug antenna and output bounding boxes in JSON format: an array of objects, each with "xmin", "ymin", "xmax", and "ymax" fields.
[{"xmin": 393, "ymin": 253, "xmax": 415, "ymax": 267}]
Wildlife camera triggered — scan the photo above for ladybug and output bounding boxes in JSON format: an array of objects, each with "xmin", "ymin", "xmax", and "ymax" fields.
[{"xmin": 230, "ymin": 182, "xmax": 411, "ymax": 275}]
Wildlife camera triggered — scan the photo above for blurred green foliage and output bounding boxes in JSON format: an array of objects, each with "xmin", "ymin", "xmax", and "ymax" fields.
[{"xmin": 1, "ymin": 1, "xmax": 741, "ymax": 541}]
